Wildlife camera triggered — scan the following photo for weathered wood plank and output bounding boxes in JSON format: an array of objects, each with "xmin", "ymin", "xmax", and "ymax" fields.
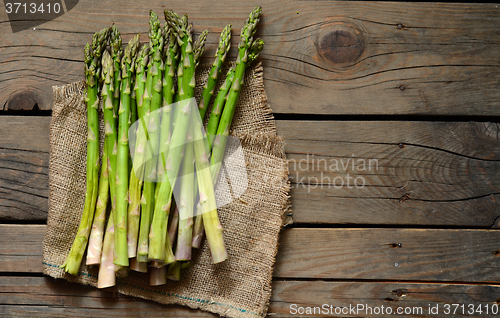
[
  {"xmin": 0, "ymin": 306, "xmax": 213, "ymax": 318},
  {"xmin": 0, "ymin": 117, "xmax": 49, "ymax": 220},
  {"xmin": 1, "ymin": 1, "xmax": 499, "ymax": 115},
  {"xmin": 270, "ymin": 280, "xmax": 500, "ymax": 317},
  {"xmin": 277, "ymin": 120, "xmax": 500, "ymax": 226},
  {"xmin": 0, "ymin": 225, "xmax": 45, "ymax": 273},
  {"xmin": 2, "ymin": 277, "xmax": 500, "ymax": 318},
  {"xmin": 2, "ymin": 117, "xmax": 500, "ymax": 226},
  {"xmin": 0, "ymin": 276, "xmax": 216, "ymax": 317},
  {"xmin": 4, "ymin": 225, "xmax": 500, "ymax": 282},
  {"xmin": 274, "ymin": 228, "xmax": 500, "ymax": 282}
]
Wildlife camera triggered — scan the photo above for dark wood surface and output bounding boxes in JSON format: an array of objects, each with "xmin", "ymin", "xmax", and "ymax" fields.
[
  {"xmin": 1, "ymin": 1, "xmax": 500, "ymax": 115},
  {"xmin": 1, "ymin": 0, "xmax": 500, "ymax": 317}
]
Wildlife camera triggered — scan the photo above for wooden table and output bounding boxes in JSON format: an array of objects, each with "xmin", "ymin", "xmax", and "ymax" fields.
[{"xmin": 2, "ymin": 1, "xmax": 500, "ymax": 317}]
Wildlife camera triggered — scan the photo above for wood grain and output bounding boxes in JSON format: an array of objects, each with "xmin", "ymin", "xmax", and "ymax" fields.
[
  {"xmin": 4, "ymin": 225, "xmax": 500, "ymax": 282},
  {"xmin": 274, "ymin": 228, "xmax": 500, "ymax": 282},
  {"xmin": 3, "ymin": 117, "xmax": 500, "ymax": 226},
  {"xmin": 0, "ymin": 117, "xmax": 49, "ymax": 220},
  {"xmin": 0, "ymin": 224, "xmax": 45, "ymax": 273},
  {"xmin": 1, "ymin": 1, "xmax": 500, "ymax": 115},
  {"xmin": 270, "ymin": 280, "xmax": 500, "ymax": 317},
  {"xmin": 2, "ymin": 276, "xmax": 500, "ymax": 317},
  {"xmin": 277, "ymin": 120, "xmax": 500, "ymax": 226}
]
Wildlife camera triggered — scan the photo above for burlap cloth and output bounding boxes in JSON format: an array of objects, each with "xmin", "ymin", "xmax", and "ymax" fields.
[{"xmin": 42, "ymin": 62, "xmax": 292, "ymax": 318}]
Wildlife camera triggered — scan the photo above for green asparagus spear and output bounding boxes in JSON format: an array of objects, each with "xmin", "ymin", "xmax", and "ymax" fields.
[
  {"xmin": 138, "ymin": 11, "xmax": 167, "ymax": 263},
  {"xmin": 174, "ymin": 14, "xmax": 189, "ymax": 103},
  {"xmin": 192, "ymin": 66, "xmax": 235, "ymax": 248},
  {"xmin": 194, "ymin": 8, "xmax": 263, "ymax": 261},
  {"xmin": 97, "ymin": 209, "xmax": 116, "ymax": 288},
  {"xmin": 103, "ymin": 26, "xmax": 121, "ymax": 269},
  {"xmin": 86, "ymin": 50, "xmax": 114, "ymax": 265},
  {"xmin": 156, "ymin": 26, "xmax": 179, "ymax": 184},
  {"xmin": 168, "ymin": 203, "xmax": 179, "ymax": 248},
  {"xmin": 133, "ymin": 45, "xmax": 152, "ymax": 263},
  {"xmin": 198, "ymin": 24, "xmax": 231, "ymax": 120},
  {"xmin": 206, "ymin": 66, "xmax": 235, "ymax": 146},
  {"xmin": 172, "ymin": 29, "xmax": 208, "ymax": 259},
  {"xmin": 144, "ymin": 10, "xmax": 165, "ymax": 185},
  {"xmin": 147, "ymin": 10, "xmax": 192, "ymax": 263},
  {"xmin": 86, "ymin": 150, "xmax": 109, "ymax": 265},
  {"xmin": 98, "ymin": 41, "xmax": 120, "ymax": 285},
  {"xmin": 210, "ymin": 8, "xmax": 263, "ymax": 184},
  {"xmin": 127, "ymin": 41, "xmax": 142, "ymax": 258},
  {"xmin": 131, "ymin": 13, "xmax": 165, "ymax": 260},
  {"xmin": 114, "ymin": 34, "xmax": 140, "ymax": 267},
  {"xmin": 61, "ymin": 27, "xmax": 110, "ymax": 275},
  {"xmin": 166, "ymin": 261, "xmax": 181, "ymax": 281},
  {"xmin": 110, "ymin": 25, "xmax": 123, "ymax": 121},
  {"xmin": 175, "ymin": 139, "xmax": 194, "ymax": 260},
  {"xmin": 193, "ymin": 29, "xmax": 208, "ymax": 68},
  {"xmin": 191, "ymin": 201, "xmax": 204, "ymax": 248}
]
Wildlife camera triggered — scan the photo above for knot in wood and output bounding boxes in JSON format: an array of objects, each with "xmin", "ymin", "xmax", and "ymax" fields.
[
  {"xmin": 5, "ymin": 90, "xmax": 38, "ymax": 111},
  {"xmin": 318, "ymin": 28, "xmax": 364, "ymax": 64}
]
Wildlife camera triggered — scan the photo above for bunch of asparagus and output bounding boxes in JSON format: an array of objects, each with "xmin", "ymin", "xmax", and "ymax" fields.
[{"xmin": 61, "ymin": 7, "xmax": 264, "ymax": 288}]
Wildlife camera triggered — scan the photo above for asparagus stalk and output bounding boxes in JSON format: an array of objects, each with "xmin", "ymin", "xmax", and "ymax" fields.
[
  {"xmin": 86, "ymin": 51, "xmax": 115, "ymax": 265},
  {"xmin": 168, "ymin": 203, "xmax": 179, "ymax": 247},
  {"xmin": 128, "ymin": 85, "xmax": 138, "ymax": 173},
  {"xmin": 193, "ymin": 8, "xmax": 263, "ymax": 261},
  {"xmin": 172, "ymin": 17, "xmax": 224, "ymax": 262},
  {"xmin": 191, "ymin": 201, "xmax": 204, "ymax": 248},
  {"xmin": 103, "ymin": 26, "xmax": 121, "ymax": 268},
  {"xmin": 156, "ymin": 27, "xmax": 179, "ymax": 184},
  {"xmin": 188, "ymin": 49, "xmax": 229, "ymax": 263},
  {"xmin": 144, "ymin": 9, "xmax": 165, "ymax": 195},
  {"xmin": 147, "ymin": 10, "xmax": 190, "ymax": 263},
  {"xmin": 191, "ymin": 67, "xmax": 235, "ymax": 249},
  {"xmin": 166, "ymin": 26, "xmax": 215, "ymax": 261},
  {"xmin": 210, "ymin": 8, "xmax": 263, "ymax": 185},
  {"xmin": 198, "ymin": 24, "xmax": 231, "ymax": 119},
  {"xmin": 153, "ymin": 11, "xmax": 208, "ymax": 262},
  {"xmin": 130, "ymin": 14, "xmax": 164, "ymax": 260},
  {"xmin": 97, "ymin": 209, "xmax": 116, "ymax": 288},
  {"xmin": 149, "ymin": 266, "xmax": 167, "ymax": 286},
  {"xmin": 114, "ymin": 34, "xmax": 140, "ymax": 267},
  {"xmin": 86, "ymin": 150, "xmax": 109, "ymax": 265},
  {"xmin": 135, "ymin": 45, "xmax": 150, "ymax": 120},
  {"xmin": 61, "ymin": 27, "xmax": 110, "ymax": 275},
  {"xmin": 174, "ymin": 14, "xmax": 190, "ymax": 103},
  {"xmin": 192, "ymin": 41, "xmax": 263, "ymax": 250},
  {"xmin": 126, "ymin": 140, "xmax": 142, "ymax": 258},
  {"xmin": 97, "ymin": 42, "xmax": 120, "ymax": 282},
  {"xmin": 193, "ymin": 29, "xmax": 208, "ymax": 68},
  {"xmin": 129, "ymin": 257, "xmax": 147, "ymax": 273},
  {"xmin": 165, "ymin": 210, "xmax": 176, "ymax": 264},
  {"xmin": 127, "ymin": 48, "xmax": 142, "ymax": 259},
  {"xmin": 166, "ymin": 261, "xmax": 181, "ymax": 281},
  {"xmin": 175, "ymin": 141, "xmax": 194, "ymax": 261},
  {"xmin": 191, "ymin": 117, "xmax": 227, "ymax": 263},
  {"xmin": 133, "ymin": 45, "xmax": 152, "ymax": 263},
  {"xmin": 138, "ymin": 12, "xmax": 167, "ymax": 263},
  {"xmin": 206, "ymin": 66, "xmax": 235, "ymax": 148},
  {"xmin": 162, "ymin": 26, "xmax": 179, "ymax": 107},
  {"xmin": 110, "ymin": 25, "xmax": 123, "ymax": 122},
  {"xmin": 171, "ymin": 29, "xmax": 208, "ymax": 254},
  {"xmin": 191, "ymin": 53, "xmax": 235, "ymax": 250}
]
